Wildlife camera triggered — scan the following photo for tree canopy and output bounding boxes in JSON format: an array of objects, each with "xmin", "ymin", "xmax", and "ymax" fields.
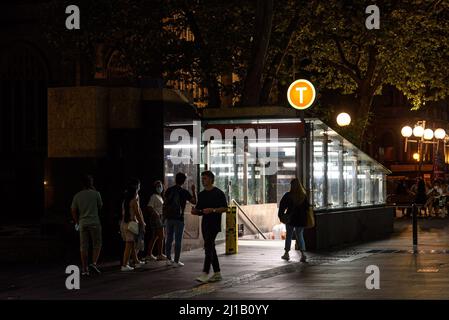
[
  {"xmin": 294, "ymin": 0, "xmax": 449, "ymax": 146},
  {"xmin": 45, "ymin": 0, "xmax": 449, "ymax": 146}
]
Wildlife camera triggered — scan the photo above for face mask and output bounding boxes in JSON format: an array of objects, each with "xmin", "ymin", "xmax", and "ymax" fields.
[{"xmin": 156, "ymin": 186, "xmax": 163, "ymax": 194}]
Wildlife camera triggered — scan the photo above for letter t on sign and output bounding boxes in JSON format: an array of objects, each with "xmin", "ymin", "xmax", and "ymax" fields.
[{"xmin": 295, "ymin": 87, "xmax": 308, "ymax": 104}]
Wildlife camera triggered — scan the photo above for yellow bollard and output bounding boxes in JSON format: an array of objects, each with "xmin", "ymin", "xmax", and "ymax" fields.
[{"xmin": 225, "ymin": 206, "xmax": 238, "ymax": 255}]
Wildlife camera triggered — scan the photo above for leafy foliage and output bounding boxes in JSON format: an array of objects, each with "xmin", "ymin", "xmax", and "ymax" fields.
[
  {"xmin": 293, "ymin": 0, "xmax": 449, "ymax": 146},
  {"xmin": 45, "ymin": 0, "xmax": 449, "ymax": 134}
]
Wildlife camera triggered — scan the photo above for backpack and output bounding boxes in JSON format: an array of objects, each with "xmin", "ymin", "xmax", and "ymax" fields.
[{"xmin": 162, "ymin": 187, "xmax": 182, "ymax": 220}]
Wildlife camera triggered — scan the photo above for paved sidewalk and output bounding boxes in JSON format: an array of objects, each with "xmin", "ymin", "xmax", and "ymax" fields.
[{"xmin": 1, "ymin": 218, "xmax": 449, "ymax": 300}]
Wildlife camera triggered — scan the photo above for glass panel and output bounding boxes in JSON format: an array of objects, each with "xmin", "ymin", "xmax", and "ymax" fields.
[
  {"xmin": 371, "ymin": 168, "xmax": 386, "ymax": 205},
  {"xmin": 343, "ymin": 151, "xmax": 358, "ymax": 207},
  {"xmin": 312, "ymin": 131, "xmax": 325, "ymax": 208},
  {"xmin": 202, "ymin": 138, "xmax": 298, "ymax": 206},
  {"xmin": 327, "ymin": 138, "xmax": 342, "ymax": 208},
  {"xmin": 357, "ymin": 160, "xmax": 372, "ymax": 206},
  {"xmin": 164, "ymin": 126, "xmax": 198, "ymax": 190},
  {"xmin": 277, "ymin": 139, "xmax": 298, "ymax": 204}
]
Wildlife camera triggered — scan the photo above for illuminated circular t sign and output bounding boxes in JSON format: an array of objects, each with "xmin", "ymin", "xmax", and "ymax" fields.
[{"xmin": 287, "ymin": 79, "xmax": 316, "ymax": 110}]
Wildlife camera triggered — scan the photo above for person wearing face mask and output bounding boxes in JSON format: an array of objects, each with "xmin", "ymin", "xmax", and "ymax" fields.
[{"xmin": 145, "ymin": 180, "xmax": 167, "ymax": 261}]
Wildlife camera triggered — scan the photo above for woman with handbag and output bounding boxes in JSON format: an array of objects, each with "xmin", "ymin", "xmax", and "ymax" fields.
[
  {"xmin": 120, "ymin": 181, "xmax": 146, "ymax": 272},
  {"xmin": 278, "ymin": 178, "xmax": 308, "ymax": 263},
  {"xmin": 145, "ymin": 180, "xmax": 167, "ymax": 261}
]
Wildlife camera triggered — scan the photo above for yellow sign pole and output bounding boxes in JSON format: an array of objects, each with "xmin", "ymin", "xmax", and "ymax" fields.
[{"xmin": 225, "ymin": 206, "xmax": 238, "ymax": 255}]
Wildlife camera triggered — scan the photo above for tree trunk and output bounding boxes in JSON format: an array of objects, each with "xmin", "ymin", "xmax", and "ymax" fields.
[
  {"xmin": 241, "ymin": 0, "xmax": 274, "ymax": 107},
  {"xmin": 357, "ymin": 90, "xmax": 374, "ymax": 150},
  {"xmin": 259, "ymin": 9, "xmax": 300, "ymax": 105},
  {"xmin": 182, "ymin": 4, "xmax": 221, "ymax": 108},
  {"xmin": 205, "ymin": 76, "xmax": 221, "ymax": 108}
]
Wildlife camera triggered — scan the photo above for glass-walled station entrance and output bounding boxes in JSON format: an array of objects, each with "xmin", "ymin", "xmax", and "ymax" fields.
[
  {"xmin": 163, "ymin": 117, "xmax": 393, "ymax": 249},
  {"xmin": 310, "ymin": 120, "xmax": 388, "ymax": 210}
]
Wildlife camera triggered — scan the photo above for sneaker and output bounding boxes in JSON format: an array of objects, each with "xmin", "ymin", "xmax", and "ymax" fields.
[
  {"xmin": 281, "ymin": 252, "xmax": 290, "ymax": 261},
  {"xmin": 145, "ymin": 255, "xmax": 157, "ymax": 261},
  {"xmin": 89, "ymin": 263, "xmax": 101, "ymax": 274},
  {"xmin": 173, "ymin": 261, "xmax": 184, "ymax": 267},
  {"xmin": 166, "ymin": 259, "xmax": 174, "ymax": 266},
  {"xmin": 156, "ymin": 255, "xmax": 167, "ymax": 261},
  {"xmin": 133, "ymin": 261, "xmax": 145, "ymax": 268},
  {"xmin": 196, "ymin": 273, "xmax": 210, "ymax": 283},
  {"xmin": 208, "ymin": 272, "xmax": 222, "ymax": 283},
  {"xmin": 121, "ymin": 265, "xmax": 134, "ymax": 272},
  {"xmin": 81, "ymin": 270, "xmax": 90, "ymax": 276},
  {"xmin": 300, "ymin": 254, "xmax": 307, "ymax": 263}
]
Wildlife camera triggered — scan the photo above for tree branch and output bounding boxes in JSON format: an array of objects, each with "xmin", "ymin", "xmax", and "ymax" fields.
[
  {"xmin": 181, "ymin": 2, "xmax": 221, "ymax": 107},
  {"xmin": 365, "ymin": 45, "xmax": 378, "ymax": 84},
  {"xmin": 370, "ymin": 65, "xmax": 386, "ymax": 96},
  {"xmin": 321, "ymin": 58, "xmax": 361, "ymax": 86},
  {"xmin": 332, "ymin": 35, "xmax": 361, "ymax": 78},
  {"xmin": 260, "ymin": 0, "xmax": 301, "ymax": 104}
]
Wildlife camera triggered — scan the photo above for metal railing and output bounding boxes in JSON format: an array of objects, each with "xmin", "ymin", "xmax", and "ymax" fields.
[{"xmin": 231, "ymin": 199, "xmax": 267, "ymax": 240}]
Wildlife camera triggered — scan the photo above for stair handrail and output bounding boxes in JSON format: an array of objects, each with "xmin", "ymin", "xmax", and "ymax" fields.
[{"xmin": 231, "ymin": 199, "xmax": 267, "ymax": 239}]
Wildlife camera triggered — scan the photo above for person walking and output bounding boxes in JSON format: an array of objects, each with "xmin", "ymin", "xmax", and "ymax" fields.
[
  {"xmin": 412, "ymin": 177, "xmax": 428, "ymax": 216},
  {"xmin": 70, "ymin": 174, "xmax": 103, "ymax": 276},
  {"xmin": 163, "ymin": 173, "xmax": 196, "ymax": 267},
  {"xmin": 145, "ymin": 180, "xmax": 167, "ymax": 261},
  {"xmin": 278, "ymin": 178, "xmax": 308, "ymax": 263},
  {"xmin": 120, "ymin": 180, "xmax": 146, "ymax": 272},
  {"xmin": 192, "ymin": 171, "xmax": 228, "ymax": 283}
]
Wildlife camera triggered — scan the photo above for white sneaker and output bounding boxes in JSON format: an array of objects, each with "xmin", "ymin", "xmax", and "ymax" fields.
[
  {"xmin": 173, "ymin": 261, "xmax": 185, "ymax": 267},
  {"xmin": 166, "ymin": 259, "xmax": 174, "ymax": 266},
  {"xmin": 208, "ymin": 272, "xmax": 222, "ymax": 282},
  {"xmin": 145, "ymin": 255, "xmax": 157, "ymax": 261},
  {"xmin": 121, "ymin": 265, "xmax": 134, "ymax": 272},
  {"xmin": 281, "ymin": 252, "xmax": 290, "ymax": 261},
  {"xmin": 196, "ymin": 273, "xmax": 209, "ymax": 283}
]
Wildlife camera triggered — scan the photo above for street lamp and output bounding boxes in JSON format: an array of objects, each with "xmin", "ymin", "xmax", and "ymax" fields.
[
  {"xmin": 401, "ymin": 120, "xmax": 448, "ymax": 253},
  {"xmin": 401, "ymin": 121, "xmax": 447, "ymax": 159},
  {"xmin": 336, "ymin": 112, "xmax": 351, "ymax": 127}
]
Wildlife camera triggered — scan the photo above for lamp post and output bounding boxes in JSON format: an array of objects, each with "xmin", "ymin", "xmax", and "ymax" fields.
[
  {"xmin": 401, "ymin": 120, "xmax": 447, "ymax": 178},
  {"xmin": 401, "ymin": 120, "xmax": 447, "ymax": 253}
]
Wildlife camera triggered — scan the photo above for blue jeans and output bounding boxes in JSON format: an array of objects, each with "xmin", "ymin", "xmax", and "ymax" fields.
[
  {"xmin": 165, "ymin": 219, "xmax": 185, "ymax": 262},
  {"xmin": 284, "ymin": 225, "xmax": 306, "ymax": 252}
]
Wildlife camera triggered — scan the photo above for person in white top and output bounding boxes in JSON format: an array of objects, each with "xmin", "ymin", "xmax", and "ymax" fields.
[
  {"xmin": 145, "ymin": 180, "xmax": 167, "ymax": 261},
  {"xmin": 120, "ymin": 180, "xmax": 146, "ymax": 272},
  {"xmin": 427, "ymin": 180, "xmax": 447, "ymax": 217}
]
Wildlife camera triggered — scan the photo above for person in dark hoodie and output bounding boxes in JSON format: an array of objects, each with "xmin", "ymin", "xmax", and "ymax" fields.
[{"xmin": 278, "ymin": 178, "xmax": 308, "ymax": 263}]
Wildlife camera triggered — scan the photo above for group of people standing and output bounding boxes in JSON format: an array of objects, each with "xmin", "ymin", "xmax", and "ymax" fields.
[
  {"xmin": 70, "ymin": 170, "xmax": 228, "ymax": 283},
  {"xmin": 119, "ymin": 173, "xmax": 196, "ymax": 271},
  {"xmin": 396, "ymin": 177, "xmax": 449, "ymax": 217}
]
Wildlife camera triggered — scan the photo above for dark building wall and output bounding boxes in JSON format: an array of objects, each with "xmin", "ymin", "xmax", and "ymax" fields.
[{"xmin": 0, "ymin": 2, "xmax": 79, "ymax": 225}]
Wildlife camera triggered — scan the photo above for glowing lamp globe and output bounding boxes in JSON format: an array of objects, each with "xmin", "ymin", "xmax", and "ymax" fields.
[
  {"xmin": 336, "ymin": 113, "xmax": 351, "ymax": 127},
  {"xmin": 413, "ymin": 126, "xmax": 424, "ymax": 138},
  {"xmin": 401, "ymin": 126, "xmax": 413, "ymax": 138},
  {"xmin": 435, "ymin": 128, "xmax": 446, "ymax": 140},
  {"xmin": 423, "ymin": 129, "xmax": 434, "ymax": 140}
]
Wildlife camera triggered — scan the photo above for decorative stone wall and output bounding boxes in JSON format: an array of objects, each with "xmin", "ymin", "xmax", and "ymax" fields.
[{"xmin": 48, "ymin": 86, "xmax": 108, "ymax": 157}]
